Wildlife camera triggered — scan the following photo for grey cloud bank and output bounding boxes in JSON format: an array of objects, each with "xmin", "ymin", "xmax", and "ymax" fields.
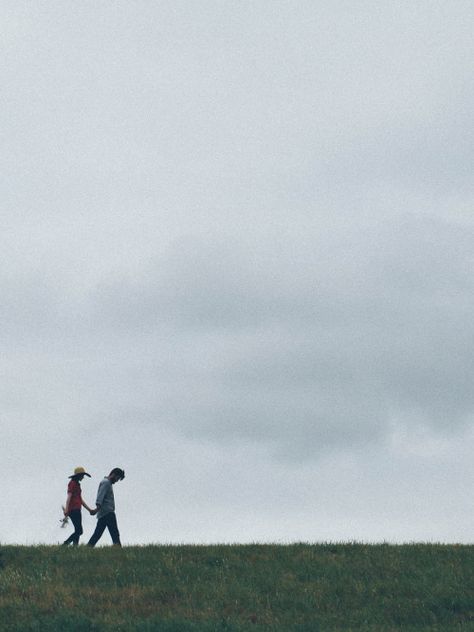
[{"xmin": 1, "ymin": 1, "xmax": 473, "ymax": 544}]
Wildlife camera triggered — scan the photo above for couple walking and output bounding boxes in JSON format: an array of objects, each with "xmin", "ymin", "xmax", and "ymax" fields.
[{"xmin": 63, "ymin": 466, "xmax": 125, "ymax": 547}]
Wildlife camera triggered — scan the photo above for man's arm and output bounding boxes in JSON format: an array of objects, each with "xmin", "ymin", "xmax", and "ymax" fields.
[{"xmin": 92, "ymin": 480, "xmax": 109, "ymax": 515}]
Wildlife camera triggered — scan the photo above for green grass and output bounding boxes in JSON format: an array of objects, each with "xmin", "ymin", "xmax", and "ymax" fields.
[{"xmin": 0, "ymin": 543, "xmax": 472, "ymax": 630}]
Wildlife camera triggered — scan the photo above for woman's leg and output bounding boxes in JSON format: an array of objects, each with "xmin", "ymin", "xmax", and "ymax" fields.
[
  {"xmin": 69, "ymin": 510, "xmax": 83, "ymax": 545},
  {"xmin": 63, "ymin": 510, "xmax": 83, "ymax": 545}
]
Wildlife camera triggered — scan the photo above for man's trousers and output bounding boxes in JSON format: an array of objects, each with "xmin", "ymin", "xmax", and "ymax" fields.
[{"xmin": 87, "ymin": 511, "xmax": 121, "ymax": 546}]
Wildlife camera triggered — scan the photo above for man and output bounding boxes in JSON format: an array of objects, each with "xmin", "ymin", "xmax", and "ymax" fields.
[{"xmin": 87, "ymin": 467, "xmax": 125, "ymax": 547}]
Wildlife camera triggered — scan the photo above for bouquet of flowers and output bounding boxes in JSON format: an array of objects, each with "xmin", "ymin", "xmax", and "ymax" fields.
[{"xmin": 60, "ymin": 506, "xmax": 69, "ymax": 528}]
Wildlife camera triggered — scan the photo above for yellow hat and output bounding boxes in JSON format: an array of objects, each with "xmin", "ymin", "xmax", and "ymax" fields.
[{"xmin": 69, "ymin": 466, "xmax": 91, "ymax": 478}]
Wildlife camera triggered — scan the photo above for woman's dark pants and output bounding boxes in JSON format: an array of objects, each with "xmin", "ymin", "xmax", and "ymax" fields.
[{"xmin": 63, "ymin": 509, "xmax": 83, "ymax": 545}]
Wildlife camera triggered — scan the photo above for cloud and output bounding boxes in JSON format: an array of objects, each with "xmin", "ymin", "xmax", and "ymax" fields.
[
  {"xmin": 19, "ymin": 214, "xmax": 459, "ymax": 461},
  {"xmin": 3, "ymin": 212, "xmax": 473, "ymax": 460}
]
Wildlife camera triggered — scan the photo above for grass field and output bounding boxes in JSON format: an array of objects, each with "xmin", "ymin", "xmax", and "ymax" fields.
[{"xmin": 0, "ymin": 543, "xmax": 472, "ymax": 631}]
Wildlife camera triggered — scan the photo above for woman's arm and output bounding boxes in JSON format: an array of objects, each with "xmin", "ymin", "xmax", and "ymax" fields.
[
  {"xmin": 64, "ymin": 492, "xmax": 72, "ymax": 515},
  {"xmin": 81, "ymin": 498, "xmax": 94, "ymax": 513}
]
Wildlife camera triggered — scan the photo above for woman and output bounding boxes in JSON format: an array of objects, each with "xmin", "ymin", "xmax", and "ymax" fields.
[{"xmin": 63, "ymin": 466, "xmax": 94, "ymax": 546}]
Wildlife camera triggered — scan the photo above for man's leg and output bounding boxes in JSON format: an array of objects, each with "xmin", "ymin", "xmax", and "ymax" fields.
[
  {"xmin": 106, "ymin": 512, "xmax": 122, "ymax": 546},
  {"xmin": 87, "ymin": 516, "xmax": 108, "ymax": 547}
]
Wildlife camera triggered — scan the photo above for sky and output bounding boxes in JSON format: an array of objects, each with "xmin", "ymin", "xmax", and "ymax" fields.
[{"xmin": 1, "ymin": 1, "xmax": 473, "ymax": 545}]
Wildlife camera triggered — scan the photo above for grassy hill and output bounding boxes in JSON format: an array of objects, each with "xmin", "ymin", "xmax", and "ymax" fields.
[{"xmin": 0, "ymin": 543, "xmax": 472, "ymax": 630}]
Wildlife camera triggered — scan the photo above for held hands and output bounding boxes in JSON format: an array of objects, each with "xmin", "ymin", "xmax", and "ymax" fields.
[{"xmin": 89, "ymin": 508, "xmax": 98, "ymax": 516}]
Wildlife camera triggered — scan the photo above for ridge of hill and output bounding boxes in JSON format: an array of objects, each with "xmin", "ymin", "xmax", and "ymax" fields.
[{"xmin": 0, "ymin": 543, "xmax": 472, "ymax": 630}]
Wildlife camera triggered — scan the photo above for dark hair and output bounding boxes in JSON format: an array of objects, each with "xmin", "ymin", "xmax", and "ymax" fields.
[{"xmin": 110, "ymin": 468, "xmax": 125, "ymax": 480}]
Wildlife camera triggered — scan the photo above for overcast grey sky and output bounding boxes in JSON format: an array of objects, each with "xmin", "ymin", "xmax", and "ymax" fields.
[{"xmin": 1, "ymin": 1, "xmax": 473, "ymax": 545}]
